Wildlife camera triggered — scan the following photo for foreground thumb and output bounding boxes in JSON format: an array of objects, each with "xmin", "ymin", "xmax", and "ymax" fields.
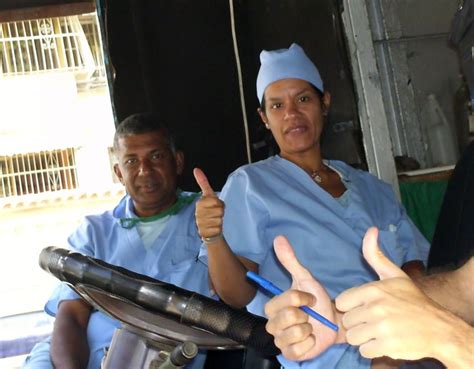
[
  {"xmin": 362, "ymin": 227, "xmax": 406, "ymax": 280},
  {"xmin": 274, "ymin": 236, "xmax": 313, "ymax": 280}
]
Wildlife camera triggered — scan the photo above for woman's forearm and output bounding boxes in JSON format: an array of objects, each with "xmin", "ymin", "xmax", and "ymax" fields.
[{"xmin": 206, "ymin": 236, "xmax": 257, "ymax": 308}]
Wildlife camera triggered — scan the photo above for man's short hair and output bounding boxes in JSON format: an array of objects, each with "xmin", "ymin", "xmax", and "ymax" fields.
[{"xmin": 113, "ymin": 112, "xmax": 176, "ymax": 153}]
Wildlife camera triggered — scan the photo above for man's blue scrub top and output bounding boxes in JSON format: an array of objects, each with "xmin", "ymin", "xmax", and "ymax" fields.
[{"xmin": 46, "ymin": 193, "xmax": 209, "ymax": 369}]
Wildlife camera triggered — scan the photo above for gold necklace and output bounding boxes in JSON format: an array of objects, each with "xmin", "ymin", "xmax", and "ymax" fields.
[
  {"xmin": 310, "ymin": 165, "xmax": 326, "ymax": 183},
  {"xmin": 311, "ymin": 170, "xmax": 323, "ymax": 183}
]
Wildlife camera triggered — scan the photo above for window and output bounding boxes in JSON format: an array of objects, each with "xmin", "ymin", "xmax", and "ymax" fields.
[
  {"xmin": 0, "ymin": 7, "xmax": 118, "ymax": 367},
  {"xmin": 0, "ymin": 14, "xmax": 105, "ymax": 88},
  {"xmin": 0, "ymin": 148, "xmax": 78, "ymax": 198}
]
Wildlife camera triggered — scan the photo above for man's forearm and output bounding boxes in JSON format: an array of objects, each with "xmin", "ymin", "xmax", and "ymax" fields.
[
  {"xmin": 51, "ymin": 300, "xmax": 91, "ymax": 369},
  {"xmin": 51, "ymin": 317, "xmax": 89, "ymax": 369},
  {"xmin": 432, "ymin": 309, "xmax": 474, "ymax": 369},
  {"xmin": 415, "ymin": 257, "xmax": 474, "ymax": 323}
]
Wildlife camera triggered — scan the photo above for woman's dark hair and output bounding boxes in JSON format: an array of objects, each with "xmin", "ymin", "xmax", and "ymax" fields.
[{"xmin": 260, "ymin": 83, "xmax": 324, "ymax": 112}]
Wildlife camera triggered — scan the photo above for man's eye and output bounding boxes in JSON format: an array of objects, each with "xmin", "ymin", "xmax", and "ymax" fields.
[
  {"xmin": 271, "ymin": 103, "xmax": 282, "ymax": 109},
  {"xmin": 125, "ymin": 158, "xmax": 137, "ymax": 165},
  {"xmin": 151, "ymin": 153, "xmax": 164, "ymax": 160},
  {"xmin": 299, "ymin": 96, "xmax": 309, "ymax": 102}
]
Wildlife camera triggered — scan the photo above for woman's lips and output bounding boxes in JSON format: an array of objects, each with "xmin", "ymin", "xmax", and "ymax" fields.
[{"xmin": 285, "ymin": 124, "xmax": 308, "ymax": 135}]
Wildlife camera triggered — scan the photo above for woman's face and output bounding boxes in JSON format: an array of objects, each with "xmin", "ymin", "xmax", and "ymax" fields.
[{"xmin": 258, "ymin": 79, "xmax": 330, "ymax": 159}]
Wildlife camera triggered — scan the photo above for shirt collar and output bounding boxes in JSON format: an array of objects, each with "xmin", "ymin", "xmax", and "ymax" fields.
[
  {"xmin": 274, "ymin": 155, "xmax": 352, "ymax": 183},
  {"xmin": 113, "ymin": 189, "xmax": 199, "ymax": 229}
]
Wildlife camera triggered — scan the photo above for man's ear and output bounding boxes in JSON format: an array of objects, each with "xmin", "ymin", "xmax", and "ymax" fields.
[
  {"xmin": 113, "ymin": 163, "xmax": 124, "ymax": 185},
  {"xmin": 257, "ymin": 107, "xmax": 269, "ymax": 127},
  {"xmin": 175, "ymin": 150, "xmax": 184, "ymax": 175}
]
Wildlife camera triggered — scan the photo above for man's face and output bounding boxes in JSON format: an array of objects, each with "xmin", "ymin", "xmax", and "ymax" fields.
[
  {"xmin": 113, "ymin": 130, "xmax": 183, "ymax": 217},
  {"xmin": 258, "ymin": 79, "xmax": 330, "ymax": 159}
]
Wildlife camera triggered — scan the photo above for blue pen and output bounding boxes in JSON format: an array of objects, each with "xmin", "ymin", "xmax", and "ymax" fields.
[{"xmin": 247, "ymin": 271, "xmax": 339, "ymax": 332}]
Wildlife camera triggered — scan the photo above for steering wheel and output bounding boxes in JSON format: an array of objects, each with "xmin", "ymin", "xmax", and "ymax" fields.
[{"xmin": 39, "ymin": 247, "xmax": 279, "ymax": 359}]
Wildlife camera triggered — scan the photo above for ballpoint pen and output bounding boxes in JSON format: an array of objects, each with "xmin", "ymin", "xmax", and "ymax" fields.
[{"xmin": 247, "ymin": 271, "xmax": 339, "ymax": 332}]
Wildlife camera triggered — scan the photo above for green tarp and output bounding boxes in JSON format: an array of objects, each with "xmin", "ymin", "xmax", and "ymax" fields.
[{"xmin": 399, "ymin": 181, "xmax": 448, "ymax": 243}]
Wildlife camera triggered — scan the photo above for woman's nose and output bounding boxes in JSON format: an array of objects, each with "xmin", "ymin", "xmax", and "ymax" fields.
[{"xmin": 284, "ymin": 101, "xmax": 298, "ymax": 119}]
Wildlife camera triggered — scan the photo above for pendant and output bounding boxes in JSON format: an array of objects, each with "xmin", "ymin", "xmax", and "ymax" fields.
[{"xmin": 311, "ymin": 172, "xmax": 322, "ymax": 183}]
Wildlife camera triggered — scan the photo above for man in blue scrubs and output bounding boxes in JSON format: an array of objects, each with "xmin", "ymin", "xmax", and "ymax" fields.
[{"xmin": 23, "ymin": 113, "xmax": 209, "ymax": 369}]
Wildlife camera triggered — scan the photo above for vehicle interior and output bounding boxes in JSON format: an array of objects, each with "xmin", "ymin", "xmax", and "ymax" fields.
[{"xmin": 0, "ymin": 0, "xmax": 472, "ymax": 368}]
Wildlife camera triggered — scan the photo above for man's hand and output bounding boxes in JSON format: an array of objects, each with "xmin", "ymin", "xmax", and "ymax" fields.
[
  {"xmin": 193, "ymin": 168, "xmax": 225, "ymax": 240},
  {"xmin": 335, "ymin": 227, "xmax": 464, "ymax": 362},
  {"xmin": 264, "ymin": 236, "xmax": 339, "ymax": 361}
]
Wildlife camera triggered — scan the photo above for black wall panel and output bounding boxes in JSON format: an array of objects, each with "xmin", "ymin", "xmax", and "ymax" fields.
[{"xmin": 106, "ymin": 0, "xmax": 365, "ymax": 190}]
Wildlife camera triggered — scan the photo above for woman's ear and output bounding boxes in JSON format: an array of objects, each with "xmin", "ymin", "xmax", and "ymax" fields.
[
  {"xmin": 322, "ymin": 91, "xmax": 331, "ymax": 116},
  {"xmin": 257, "ymin": 107, "xmax": 270, "ymax": 129}
]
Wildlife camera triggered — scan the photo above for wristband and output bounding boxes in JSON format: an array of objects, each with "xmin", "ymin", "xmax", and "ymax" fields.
[{"xmin": 203, "ymin": 234, "xmax": 224, "ymax": 244}]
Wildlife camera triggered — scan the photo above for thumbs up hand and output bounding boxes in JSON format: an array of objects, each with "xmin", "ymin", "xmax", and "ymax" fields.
[
  {"xmin": 264, "ymin": 236, "xmax": 340, "ymax": 361},
  {"xmin": 193, "ymin": 168, "xmax": 225, "ymax": 241},
  {"xmin": 335, "ymin": 227, "xmax": 441, "ymax": 361}
]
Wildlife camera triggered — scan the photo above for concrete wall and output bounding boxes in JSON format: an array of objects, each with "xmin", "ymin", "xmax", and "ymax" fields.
[{"xmin": 366, "ymin": 0, "xmax": 464, "ymax": 168}]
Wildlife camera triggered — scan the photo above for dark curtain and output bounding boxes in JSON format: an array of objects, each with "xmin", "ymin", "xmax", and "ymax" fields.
[
  {"xmin": 105, "ymin": 0, "xmax": 363, "ymax": 191},
  {"xmin": 429, "ymin": 141, "xmax": 474, "ymax": 269}
]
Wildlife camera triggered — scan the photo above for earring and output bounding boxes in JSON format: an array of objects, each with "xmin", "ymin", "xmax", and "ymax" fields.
[
  {"xmin": 323, "ymin": 105, "xmax": 329, "ymax": 116},
  {"xmin": 265, "ymin": 123, "xmax": 270, "ymax": 129}
]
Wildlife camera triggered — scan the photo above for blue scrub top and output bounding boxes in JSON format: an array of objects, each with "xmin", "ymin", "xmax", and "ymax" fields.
[
  {"xmin": 45, "ymin": 193, "xmax": 209, "ymax": 369},
  {"xmin": 200, "ymin": 156, "xmax": 430, "ymax": 369}
]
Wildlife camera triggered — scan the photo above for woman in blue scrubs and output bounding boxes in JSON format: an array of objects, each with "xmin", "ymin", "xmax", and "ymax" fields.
[{"xmin": 194, "ymin": 43, "xmax": 430, "ymax": 369}]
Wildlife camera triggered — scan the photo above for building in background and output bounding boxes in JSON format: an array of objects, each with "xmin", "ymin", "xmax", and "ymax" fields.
[{"xmin": 0, "ymin": 11, "xmax": 123, "ymax": 367}]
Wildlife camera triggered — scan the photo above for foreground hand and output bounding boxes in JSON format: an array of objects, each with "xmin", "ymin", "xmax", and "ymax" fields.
[
  {"xmin": 193, "ymin": 168, "xmax": 225, "ymax": 239},
  {"xmin": 335, "ymin": 227, "xmax": 452, "ymax": 361},
  {"xmin": 264, "ymin": 236, "xmax": 339, "ymax": 361}
]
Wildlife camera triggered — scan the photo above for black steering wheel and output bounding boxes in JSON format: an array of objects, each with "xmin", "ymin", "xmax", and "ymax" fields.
[{"xmin": 39, "ymin": 247, "xmax": 279, "ymax": 356}]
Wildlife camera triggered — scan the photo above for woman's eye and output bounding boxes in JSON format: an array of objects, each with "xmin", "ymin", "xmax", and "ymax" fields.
[
  {"xmin": 271, "ymin": 103, "xmax": 282, "ymax": 109},
  {"xmin": 299, "ymin": 96, "xmax": 309, "ymax": 102}
]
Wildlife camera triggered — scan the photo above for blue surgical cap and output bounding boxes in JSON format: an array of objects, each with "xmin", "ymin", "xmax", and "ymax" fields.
[{"xmin": 256, "ymin": 43, "xmax": 324, "ymax": 104}]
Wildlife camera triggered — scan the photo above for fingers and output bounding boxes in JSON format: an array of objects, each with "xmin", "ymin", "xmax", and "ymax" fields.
[
  {"xmin": 266, "ymin": 305, "xmax": 310, "ymax": 334},
  {"xmin": 264, "ymin": 301, "xmax": 316, "ymax": 362},
  {"xmin": 193, "ymin": 168, "xmax": 216, "ymax": 197},
  {"xmin": 265, "ymin": 290, "xmax": 316, "ymax": 318},
  {"xmin": 274, "ymin": 323, "xmax": 314, "ymax": 347},
  {"xmin": 341, "ymin": 304, "xmax": 367, "ymax": 330},
  {"xmin": 195, "ymin": 196, "xmax": 225, "ymax": 216},
  {"xmin": 194, "ymin": 168, "xmax": 224, "ymax": 239},
  {"xmin": 362, "ymin": 227, "xmax": 407, "ymax": 280},
  {"xmin": 195, "ymin": 195, "xmax": 224, "ymax": 239},
  {"xmin": 279, "ymin": 334, "xmax": 316, "ymax": 362},
  {"xmin": 335, "ymin": 287, "xmax": 363, "ymax": 313},
  {"xmin": 273, "ymin": 236, "xmax": 314, "ymax": 281},
  {"xmin": 358, "ymin": 338, "xmax": 387, "ymax": 359},
  {"xmin": 344, "ymin": 318, "xmax": 378, "ymax": 347}
]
